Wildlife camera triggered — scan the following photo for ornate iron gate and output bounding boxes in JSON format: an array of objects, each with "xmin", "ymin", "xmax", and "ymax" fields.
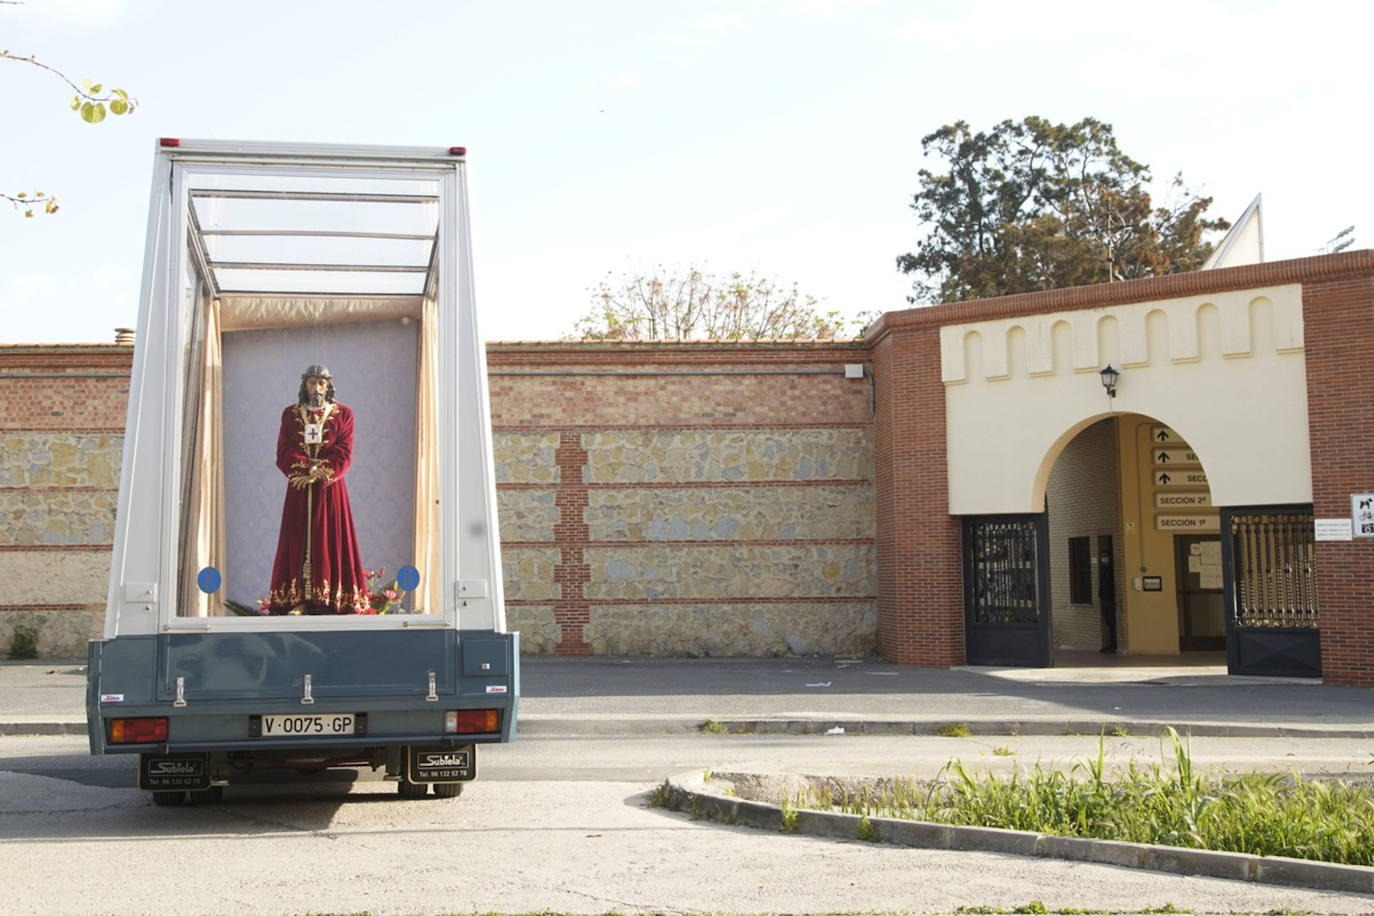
[
  {"xmin": 963, "ymin": 514, "xmax": 1051, "ymax": 667},
  {"xmin": 1220, "ymin": 506, "xmax": 1321, "ymax": 677}
]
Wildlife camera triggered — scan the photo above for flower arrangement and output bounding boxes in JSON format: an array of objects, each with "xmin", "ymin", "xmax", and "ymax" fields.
[
  {"xmin": 224, "ymin": 564, "xmax": 419, "ymax": 616},
  {"xmin": 360, "ymin": 565, "xmax": 407, "ymax": 615}
]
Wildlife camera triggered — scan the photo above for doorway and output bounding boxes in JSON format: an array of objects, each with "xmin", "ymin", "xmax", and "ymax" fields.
[{"xmin": 1174, "ymin": 535, "xmax": 1225, "ymax": 650}]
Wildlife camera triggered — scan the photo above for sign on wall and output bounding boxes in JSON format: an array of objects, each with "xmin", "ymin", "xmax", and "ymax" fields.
[{"xmin": 1352, "ymin": 493, "xmax": 1374, "ymax": 539}]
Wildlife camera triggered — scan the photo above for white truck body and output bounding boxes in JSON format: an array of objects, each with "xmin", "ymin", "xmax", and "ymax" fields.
[{"xmin": 86, "ymin": 139, "xmax": 517, "ymax": 803}]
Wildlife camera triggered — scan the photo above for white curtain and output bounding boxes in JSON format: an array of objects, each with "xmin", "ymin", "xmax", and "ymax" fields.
[
  {"xmin": 186, "ymin": 298, "xmax": 227, "ymax": 616},
  {"xmin": 412, "ymin": 296, "xmax": 440, "ymax": 613}
]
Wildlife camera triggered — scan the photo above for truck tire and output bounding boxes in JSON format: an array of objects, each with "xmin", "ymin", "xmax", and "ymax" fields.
[
  {"xmin": 397, "ymin": 779, "xmax": 429, "ymax": 799},
  {"xmin": 432, "ymin": 782, "xmax": 463, "ymax": 799},
  {"xmin": 151, "ymin": 791, "xmax": 186, "ymax": 807},
  {"xmin": 188, "ymin": 786, "xmax": 223, "ymax": 805}
]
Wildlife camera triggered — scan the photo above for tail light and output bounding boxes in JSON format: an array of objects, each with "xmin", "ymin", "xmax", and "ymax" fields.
[
  {"xmin": 445, "ymin": 709, "xmax": 499, "ymax": 734},
  {"xmin": 108, "ymin": 717, "xmax": 169, "ymax": 744}
]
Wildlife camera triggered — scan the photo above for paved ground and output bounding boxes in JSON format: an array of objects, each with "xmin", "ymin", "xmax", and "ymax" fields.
[
  {"xmin": 5, "ymin": 651, "xmax": 1373, "ymax": 738},
  {"xmin": 4, "ymin": 652, "xmax": 1373, "ymax": 904}
]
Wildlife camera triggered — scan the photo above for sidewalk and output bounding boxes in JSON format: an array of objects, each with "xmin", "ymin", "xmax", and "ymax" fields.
[{"xmin": 4, "ymin": 652, "xmax": 1372, "ymax": 738}]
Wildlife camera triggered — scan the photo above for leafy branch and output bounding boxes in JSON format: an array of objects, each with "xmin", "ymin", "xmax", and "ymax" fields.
[
  {"xmin": 3, "ymin": 47, "xmax": 138, "ymax": 216},
  {"xmin": 3, "ymin": 190, "xmax": 58, "ymax": 217},
  {"xmin": 3, "ymin": 49, "xmax": 138, "ymax": 121}
]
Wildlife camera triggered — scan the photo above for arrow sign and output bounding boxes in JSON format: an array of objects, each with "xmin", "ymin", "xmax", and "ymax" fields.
[
  {"xmin": 1153, "ymin": 448, "xmax": 1200, "ymax": 466},
  {"xmin": 1157, "ymin": 470, "xmax": 1208, "ymax": 487},
  {"xmin": 1151, "ymin": 425, "xmax": 1180, "ymax": 443}
]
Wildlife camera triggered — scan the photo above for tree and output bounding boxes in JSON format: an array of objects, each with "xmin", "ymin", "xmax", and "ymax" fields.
[
  {"xmin": 572, "ymin": 266, "xmax": 854, "ymax": 340},
  {"xmin": 3, "ymin": 44, "xmax": 138, "ymax": 216},
  {"xmin": 896, "ymin": 116, "xmax": 1229, "ymax": 304}
]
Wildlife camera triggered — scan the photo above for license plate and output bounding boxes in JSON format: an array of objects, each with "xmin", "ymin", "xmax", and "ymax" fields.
[{"xmin": 249, "ymin": 713, "xmax": 362, "ymax": 738}]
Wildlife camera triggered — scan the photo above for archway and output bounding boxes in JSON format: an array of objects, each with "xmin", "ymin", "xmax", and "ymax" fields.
[{"xmin": 1042, "ymin": 412, "xmax": 1223, "ymax": 664}]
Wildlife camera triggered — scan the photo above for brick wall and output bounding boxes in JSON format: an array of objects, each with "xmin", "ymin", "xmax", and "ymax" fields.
[
  {"xmin": 6, "ymin": 251, "xmax": 1373, "ymax": 682},
  {"xmin": 1302, "ymin": 272, "xmax": 1374, "ymax": 685},
  {"xmin": 871, "ymin": 327, "xmax": 964, "ymax": 666},
  {"xmin": 0, "ymin": 344, "xmax": 131, "ymax": 657},
  {"xmin": 489, "ymin": 341, "xmax": 877, "ymax": 657}
]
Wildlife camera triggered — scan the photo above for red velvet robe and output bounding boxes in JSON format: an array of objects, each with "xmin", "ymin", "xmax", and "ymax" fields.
[{"xmin": 267, "ymin": 401, "xmax": 370, "ymax": 614}]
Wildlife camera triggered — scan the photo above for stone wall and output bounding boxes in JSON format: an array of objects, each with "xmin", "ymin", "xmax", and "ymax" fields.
[
  {"xmin": 489, "ymin": 341, "xmax": 877, "ymax": 657},
  {"xmin": 0, "ymin": 345, "xmax": 130, "ymax": 658}
]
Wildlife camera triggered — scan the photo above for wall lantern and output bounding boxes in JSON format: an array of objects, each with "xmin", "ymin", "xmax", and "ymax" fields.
[{"xmin": 1099, "ymin": 364, "xmax": 1119, "ymax": 398}]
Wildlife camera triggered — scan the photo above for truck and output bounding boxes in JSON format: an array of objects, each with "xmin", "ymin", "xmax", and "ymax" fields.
[{"xmin": 85, "ymin": 138, "xmax": 518, "ymax": 804}]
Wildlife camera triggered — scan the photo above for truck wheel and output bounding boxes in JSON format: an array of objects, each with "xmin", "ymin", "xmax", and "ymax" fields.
[
  {"xmin": 188, "ymin": 786, "xmax": 223, "ymax": 805},
  {"xmin": 151, "ymin": 791, "xmax": 186, "ymax": 807},
  {"xmin": 397, "ymin": 779, "xmax": 429, "ymax": 799},
  {"xmin": 432, "ymin": 782, "xmax": 463, "ymax": 799}
]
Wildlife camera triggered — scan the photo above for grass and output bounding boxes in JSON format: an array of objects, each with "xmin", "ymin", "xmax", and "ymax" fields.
[
  {"xmin": 699, "ymin": 719, "xmax": 728, "ymax": 734},
  {"xmin": 935, "ymin": 721, "xmax": 971, "ymax": 738},
  {"xmin": 786, "ymin": 727, "xmax": 1374, "ymax": 867}
]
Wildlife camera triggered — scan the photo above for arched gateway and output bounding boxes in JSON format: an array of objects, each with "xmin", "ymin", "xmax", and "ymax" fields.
[{"xmin": 871, "ymin": 262, "xmax": 1354, "ymax": 678}]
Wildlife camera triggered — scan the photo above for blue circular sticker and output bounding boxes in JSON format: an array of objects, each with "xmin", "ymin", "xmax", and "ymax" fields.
[
  {"xmin": 396, "ymin": 564, "xmax": 421, "ymax": 592},
  {"xmin": 196, "ymin": 566, "xmax": 222, "ymax": 594}
]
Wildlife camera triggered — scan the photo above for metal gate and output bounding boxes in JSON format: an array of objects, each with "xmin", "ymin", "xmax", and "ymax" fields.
[
  {"xmin": 962, "ymin": 514, "xmax": 1050, "ymax": 667},
  {"xmin": 1220, "ymin": 506, "xmax": 1321, "ymax": 678}
]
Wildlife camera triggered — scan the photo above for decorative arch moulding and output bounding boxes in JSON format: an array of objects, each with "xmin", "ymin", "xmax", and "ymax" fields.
[{"xmin": 939, "ymin": 286, "xmax": 1306, "ymax": 385}]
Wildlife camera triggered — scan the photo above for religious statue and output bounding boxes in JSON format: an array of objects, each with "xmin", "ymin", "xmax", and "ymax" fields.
[{"xmin": 267, "ymin": 365, "xmax": 370, "ymax": 614}]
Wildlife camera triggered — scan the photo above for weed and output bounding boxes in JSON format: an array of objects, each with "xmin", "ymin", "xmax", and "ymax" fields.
[
  {"xmin": 7, "ymin": 623, "xmax": 38, "ymax": 660},
  {"xmin": 780, "ymin": 727, "xmax": 1374, "ymax": 867},
  {"xmin": 702, "ymin": 768, "xmax": 712, "ymax": 782},
  {"xmin": 993, "ymin": 746, "xmax": 1015, "ymax": 756},
  {"xmin": 1013, "ymin": 903, "xmax": 1048, "ymax": 915},
  {"xmin": 856, "ymin": 814, "xmax": 877, "ymax": 842},
  {"xmin": 935, "ymin": 721, "xmax": 971, "ymax": 738},
  {"xmin": 699, "ymin": 719, "xmax": 727, "ymax": 734},
  {"xmin": 1110, "ymin": 725, "xmax": 1129, "ymax": 737},
  {"xmin": 645, "ymin": 781, "xmax": 672, "ymax": 808},
  {"xmin": 1142, "ymin": 906, "xmax": 1191, "ymax": 915},
  {"xmin": 780, "ymin": 799, "xmax": 799, "ymax": 833}
]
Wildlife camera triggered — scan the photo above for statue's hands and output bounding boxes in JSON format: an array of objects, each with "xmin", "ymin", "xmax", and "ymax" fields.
[{"xmin": 289, "ymin": 474, "xmax": 313, "ymax": 490}]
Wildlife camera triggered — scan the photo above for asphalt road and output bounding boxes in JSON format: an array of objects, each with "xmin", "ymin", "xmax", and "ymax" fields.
[{"xmin": 3, "ymin": 731, "xmax": 1374, "ymax": 915}]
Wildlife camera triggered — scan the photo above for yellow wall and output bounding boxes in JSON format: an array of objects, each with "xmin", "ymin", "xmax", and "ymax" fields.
[{"xmin": 1115, "ymin": 418, "xmax": 1219, "ymax": 654}]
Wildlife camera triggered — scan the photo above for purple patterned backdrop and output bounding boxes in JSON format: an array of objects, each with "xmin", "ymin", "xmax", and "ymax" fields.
[{"xmin": 221, "ymin": 318, "xmax": 419, "ymax": 608}]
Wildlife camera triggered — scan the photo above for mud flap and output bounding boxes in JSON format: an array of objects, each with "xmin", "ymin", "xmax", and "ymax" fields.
[
  {"xmin": 138, "ymin": 753, "xmax": 211, "ymax": 791},
  {"xmin": 405, "ymin": 744, "xmax": 476, "ymax": 783}
]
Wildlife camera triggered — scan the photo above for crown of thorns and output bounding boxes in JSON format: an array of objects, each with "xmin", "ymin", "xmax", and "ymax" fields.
[{"xmin": 300, "ymin": 365, "xmax": 333, "ymax": 380}]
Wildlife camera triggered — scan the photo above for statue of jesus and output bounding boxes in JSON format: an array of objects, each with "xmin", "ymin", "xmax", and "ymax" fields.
[{"xmin": 266, "ymin": 365, "xmax": 369, "ymax": 614}]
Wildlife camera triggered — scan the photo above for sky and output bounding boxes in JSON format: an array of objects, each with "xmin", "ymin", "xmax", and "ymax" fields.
[{"xmin": 3, "ymin": 0, "xmax": 1371, "ymax": 344}]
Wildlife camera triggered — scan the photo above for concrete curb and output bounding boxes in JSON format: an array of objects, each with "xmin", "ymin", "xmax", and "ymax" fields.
[
  {"xmin": 0, "ymin": 720, "xmax": 87, "ymax": 737},
  {"xmin": 693, "ymin": 717, "xmax": 1374, "ymax": 739},
  {"xmin": 661, "ymin": 769, "xmax": 1374, "ymax": 895}
]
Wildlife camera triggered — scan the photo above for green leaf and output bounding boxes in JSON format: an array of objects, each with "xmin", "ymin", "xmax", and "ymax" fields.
[
  {"xmin": 80, "ymin": 101, "xmax": 106, "ymax": 124},
  {"xmin": 114, "ymin": 88, "xmax": 128, "ymax": 101},
  {"xmin": 16, "ymin": 192, "xmax": 26, "ymax": 199},
  {"xmin": 81, "ymin": 77, "xmax": 94, "ymax": 90},
  {"xmin": 89, "ymin": 82, "xmax": 102, "ymax": 94},
  {"xmin": 110, "ymin": 99, "xmax": 128, "ymax": 115},
  {"xmin": 70, "ymin": 95, "xmax": 81, "ymax": 111}
]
